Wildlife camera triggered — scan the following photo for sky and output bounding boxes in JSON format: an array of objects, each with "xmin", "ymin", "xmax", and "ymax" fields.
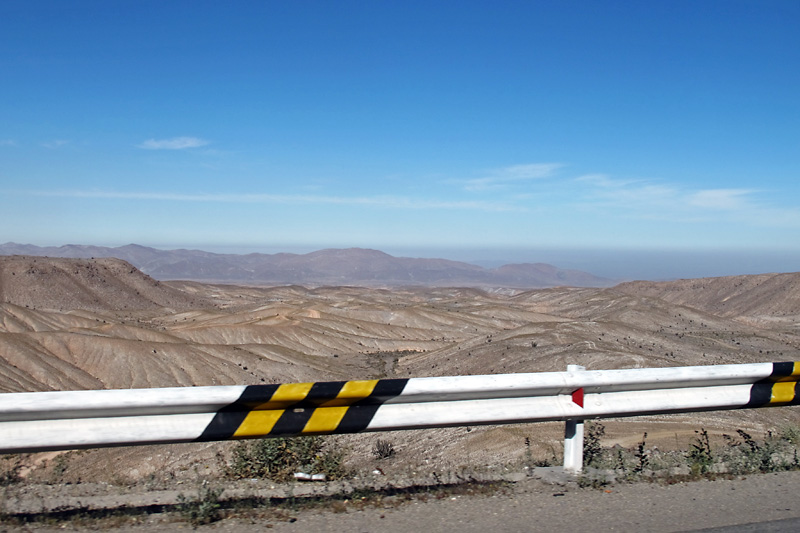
[{"xmin": 1, "ymin": 1, "xmax": 799, "ymax": 280}]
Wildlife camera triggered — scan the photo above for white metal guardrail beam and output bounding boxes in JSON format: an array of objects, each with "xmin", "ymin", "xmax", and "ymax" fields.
[
  {"xmin": 2, "ymin": 362, "xmax": 793, "ymax": 423},
  {"xmin": 1, "ymin": 362, "xmax": 798, "ymax": 470}
]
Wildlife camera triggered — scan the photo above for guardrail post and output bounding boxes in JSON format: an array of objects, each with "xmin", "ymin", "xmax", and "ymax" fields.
[{"xmin": 563, "ymin": 364, "xmax": 585, "ymax": 473}]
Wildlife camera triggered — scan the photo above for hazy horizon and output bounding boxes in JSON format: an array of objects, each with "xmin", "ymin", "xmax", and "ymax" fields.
[{"xmin": 6, "ymin": 240, "xmax": 799, "ymax": 282}]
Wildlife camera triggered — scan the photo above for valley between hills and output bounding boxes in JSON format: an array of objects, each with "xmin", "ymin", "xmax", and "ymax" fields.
[{"xmin": 1, "ymin": 254, "xmax": 800, "ymax": 490}]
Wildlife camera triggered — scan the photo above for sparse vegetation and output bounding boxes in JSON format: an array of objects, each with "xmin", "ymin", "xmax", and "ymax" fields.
[
  {"xmin": 177, "ymin": 483, "xmax": 223, "ymax": 526},
  {"xmin": 48, "ymin": 453, "xmax": 70, "ymax": 483},
  {"xmin": 584, "ymin": 421, "xmax": 606, "ymax": 467},
  {"xmin": 520, "ymin": 436, "xmax": 559, "ymax": 467},
  {"xmin": 718, "ymin": 428, "xmax": 798, "ymax": 475},
  {"xmin": 633, "ymin": 432, "xmax": 650, "ymax": 475},
  {"xmin": 0, "ymin": 455, "xmax": 21, "ymax": 486},
  {"xmin": 687, "ymin": 429, "xmax": 713, "ymax": 475},
  {"xmin": 227, "ymin": 436, "xmax": 347, "ymax": 482},
  {"xmin": 0, "ymin": 475, "xmax": 507, "ymax": 528},
  {"xmin": 578, "ymin": 424, "xmax": 800, "ymax": 486},
  {"xmin": 372, "ymin": 438, "xmax": 396, "ymax": 459}
]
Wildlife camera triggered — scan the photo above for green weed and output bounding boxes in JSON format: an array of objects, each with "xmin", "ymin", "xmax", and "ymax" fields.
[
  {"xmin": 686, "ymin": 429, "xmax": 713, "ymax": 476},
  {"xmin": 633, "ymin": 432, "xmax": 650, "ymax": 475},
  {"xmin": 177, "ymin": 484, "xmax": 223, "ymax": 526},
  {"xmin": 227, "ymin": 436, "xmax": 347, "ymax": 482},
  {"xmin": 584, "ymin": 421, "xmax": 606, "ymax": 467}
]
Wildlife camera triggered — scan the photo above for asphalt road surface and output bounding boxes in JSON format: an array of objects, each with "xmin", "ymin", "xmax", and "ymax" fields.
[{"xmin": 257, "ymin": 471, "xmax": 800, "ymax": 533}]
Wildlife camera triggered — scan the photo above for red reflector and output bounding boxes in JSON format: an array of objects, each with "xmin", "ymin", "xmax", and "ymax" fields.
[{"xmin": 571, "ymin": 388, "xmax": 584, "ymax": 407}]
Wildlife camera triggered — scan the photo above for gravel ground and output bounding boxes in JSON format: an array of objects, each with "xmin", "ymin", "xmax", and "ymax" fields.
[
  {"xmin": 234, "ymin": 471, "xmax": 800, "ymax": 533},
  {"xmin": 3, "ymin": 470, "xmax": 800, "ymax": 532}
]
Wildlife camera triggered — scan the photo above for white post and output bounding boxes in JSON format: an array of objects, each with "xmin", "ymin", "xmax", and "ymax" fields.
[{"xmin": 563, "ymin": 364, "xmax": 585, "ymax": 473}]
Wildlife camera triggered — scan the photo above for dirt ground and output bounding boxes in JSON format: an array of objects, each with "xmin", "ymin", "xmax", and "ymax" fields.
[{"xmin": 4, "ymin": 468, "xmax": 800, "ymax": 532}]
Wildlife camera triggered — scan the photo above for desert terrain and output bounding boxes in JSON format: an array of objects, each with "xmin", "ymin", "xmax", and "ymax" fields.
[
  {"xmin": 1, "ymin": 254, "xmax": 800, "ymax": 524},
  {"xmin": 0, "ymin": 243, "xmax": 616, "ymax": 288}
]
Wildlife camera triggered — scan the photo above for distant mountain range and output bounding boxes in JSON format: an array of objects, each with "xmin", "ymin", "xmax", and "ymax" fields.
[{"xmin": 0, "ymin": 243, "xmax": 616, "ymax": 288}]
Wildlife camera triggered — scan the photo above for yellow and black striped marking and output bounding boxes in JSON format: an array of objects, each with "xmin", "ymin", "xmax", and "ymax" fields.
[
  {"xmin": 747, "ymin": 362, "xmax": 800, "ymax": 407},
  {"xmin": 197, "ymin": 378, "xmax": 408, "ymax": 441}
]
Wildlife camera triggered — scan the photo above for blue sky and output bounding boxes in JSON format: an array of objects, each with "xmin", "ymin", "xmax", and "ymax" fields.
[{"xmin": 1, "ymin": 1, "xmax": 799, "ymax": 279}]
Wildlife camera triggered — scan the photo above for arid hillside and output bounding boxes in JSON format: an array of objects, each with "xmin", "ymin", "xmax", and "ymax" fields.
[
  {"xmin": 616, "ymin": 272, "xmax": 800, "ymax": 323},
  {"xmin": 1, "ymin": 256, "xmax": 799, "ymax": 485},
  {"xmin": 0, "ymin": 255, "xmax": 210, "ymax": 313}
]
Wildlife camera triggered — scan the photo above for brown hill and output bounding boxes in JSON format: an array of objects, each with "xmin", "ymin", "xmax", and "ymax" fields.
[
  {"xmin": 492, "ymin": 262, "xmax": 610, "ymax": 287},
  {"xmin": 615, "ymin": 272, "xmax": 800, "ymax": 321},
  {"xmin": 0, "ymin": 256, "xmax": 210, "ymax": 313}
]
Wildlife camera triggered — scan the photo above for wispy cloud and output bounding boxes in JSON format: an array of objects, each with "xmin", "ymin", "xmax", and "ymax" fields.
[
  {"xmin": 494, "ymin": 163, "xmax": 563, "ymax": 180},
  {"xmin": 573, "ymin": 175, "xmax": 800, "ymax": 227},
  {"xmin": 0, "ymin": 139, "xmax": 17, "ymax": 147},
  {"xmin": 23, "ymin": 189, "xmax": 520, "ymax": 212},
  {"xmin": 137, "ymin": 137, "xmax": 210, "ymax": 150},
  {"xmin": 42, "ymin": 139, "xmax": 69, "ymax": 149},
  {"xmin": 581, "ymin": 176, "xmax": 678, "ymax": 207},
  {"xmin": 575, "ymin": 173, "xmax": 645, "ymax": 189},
  {"xmin": 461, "ymin": 163, "xmax": 563, "ymax": 191},
  {"xmin": 687, "ymin": 189, "xmax": 755, "ymax": 210}
]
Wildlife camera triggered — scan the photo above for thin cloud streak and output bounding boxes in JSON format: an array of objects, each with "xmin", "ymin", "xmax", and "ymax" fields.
[
  {"xmin": 688, "ymin": 189, "xmax": 755, "ymax": 210},
  {"xmin": 461, "ymin": 162, "xmax": 563, "ymax": 191},
  {"xmin": 24, "ymin": 189, "xmax": 521, "ymax": 212},
  {"xmin": 41, "ymin": 139, "xmax": 69, "ymax": 149},
  {"xmin": 575, "ymin": 174, "xmax": 647, "ymax": 189},
  {"xmin": 494, "ymin": 163, "xmax": 563, "ymax": 180},
  {"xmin": 574, "ymin": 176, "xmax": 800, "ymax": 228},
  {"xmin": 137, "ymin": 137, "xmax": 210, "ymax": 150}
]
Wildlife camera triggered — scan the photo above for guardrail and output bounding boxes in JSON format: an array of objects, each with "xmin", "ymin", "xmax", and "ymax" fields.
[{"xmin": 1, "ymin": 362, "xmax": 798, "ymax": 472}]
